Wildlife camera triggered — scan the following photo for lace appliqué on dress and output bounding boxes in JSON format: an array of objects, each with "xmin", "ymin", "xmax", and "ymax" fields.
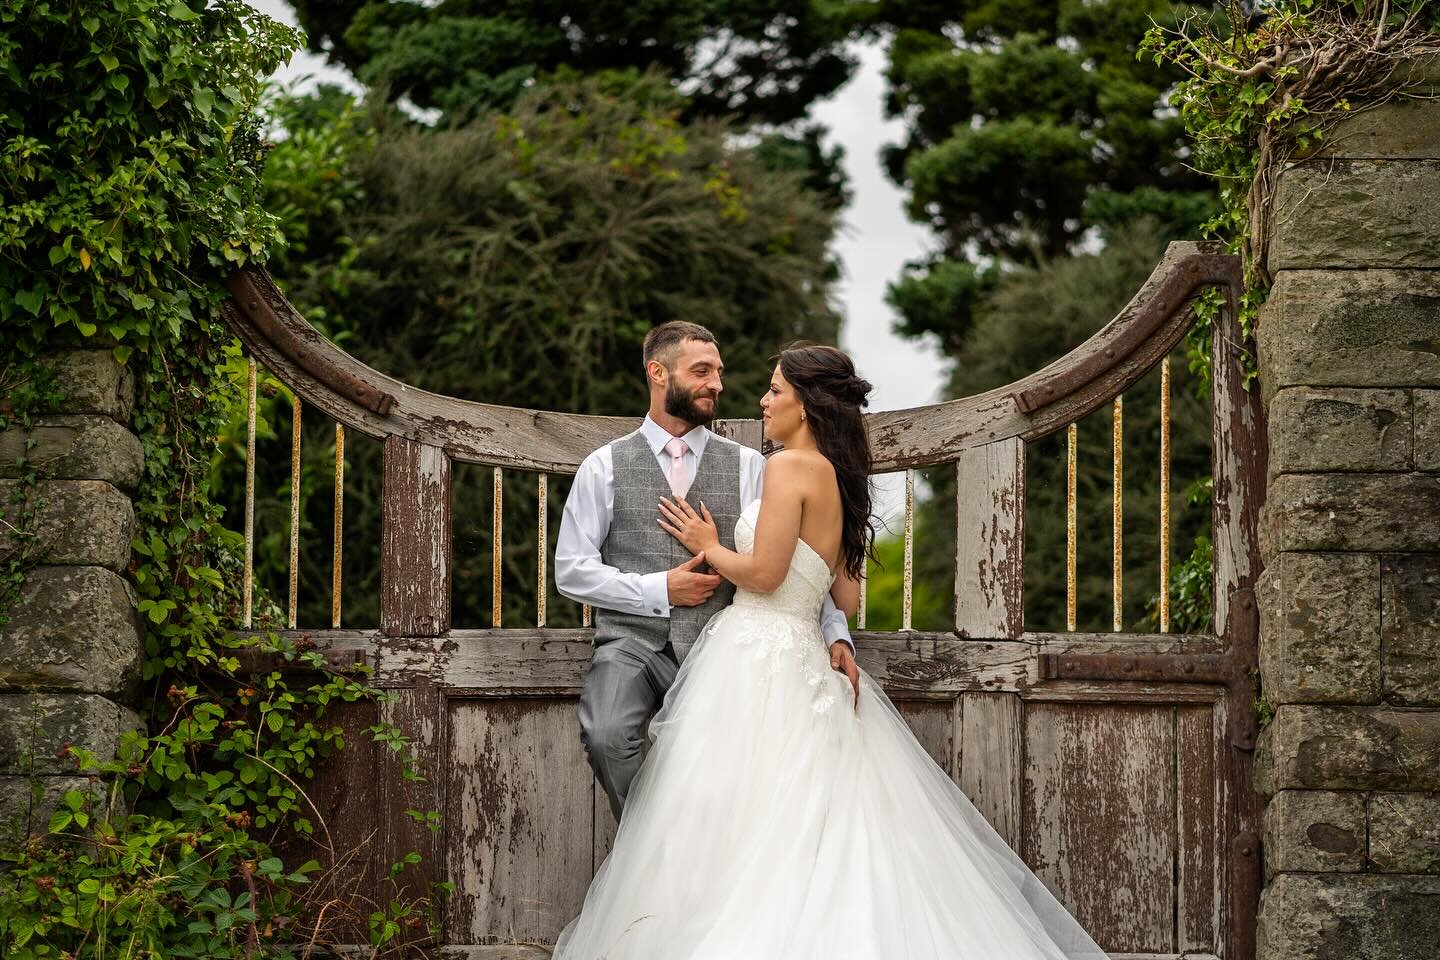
[{"xmin": 724, "ymin": 500, "xmax": 840, "ymax": 715}]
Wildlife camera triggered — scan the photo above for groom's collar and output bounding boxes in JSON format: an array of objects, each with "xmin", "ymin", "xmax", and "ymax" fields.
[{"xmin": 640, "ymin": 414, "xmax": 710, "ymax": 459}]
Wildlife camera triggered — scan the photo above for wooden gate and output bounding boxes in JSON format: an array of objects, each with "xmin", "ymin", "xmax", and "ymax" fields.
[{"xmin": 223, "ymin": 239, "xmax": 1263, "ymax": 959}]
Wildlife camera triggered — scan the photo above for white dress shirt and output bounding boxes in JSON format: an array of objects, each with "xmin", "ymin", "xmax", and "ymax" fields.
[{"xmin": 555, "ymin": 415, "xmax": 855, "ymax": 651}]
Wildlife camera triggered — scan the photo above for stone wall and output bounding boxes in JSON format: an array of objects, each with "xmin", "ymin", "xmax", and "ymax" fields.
[
  {"xmin": 1254, "ymin": 60, "xmax": 1440, "ymax": 960},
  {"xmin": 0, "ymin": 351, "xmax": 145, "ymax": 839}
]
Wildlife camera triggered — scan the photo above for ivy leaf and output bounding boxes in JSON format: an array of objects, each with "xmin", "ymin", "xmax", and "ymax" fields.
[{"xmin": 15, "ymin": 288, "xmax": 45, "ymax": 316}]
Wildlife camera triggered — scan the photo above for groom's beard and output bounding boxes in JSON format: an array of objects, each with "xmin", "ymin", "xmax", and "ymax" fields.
[{"xmin": 665, "ymin": 379, "xmax": 718, "ymax": 427}]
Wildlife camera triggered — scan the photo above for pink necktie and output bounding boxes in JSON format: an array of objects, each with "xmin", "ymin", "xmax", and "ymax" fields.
[{"xmin": 665, "ymin": 437, "xmax": 690, "ymax": 498}]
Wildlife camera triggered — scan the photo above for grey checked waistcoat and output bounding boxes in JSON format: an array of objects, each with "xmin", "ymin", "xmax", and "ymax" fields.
[{"xmin": 593, "ymin": 429, "xmax": 743, "ymax": 652}]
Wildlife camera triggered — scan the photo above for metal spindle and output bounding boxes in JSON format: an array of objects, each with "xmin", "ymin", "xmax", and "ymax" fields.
[
  {"xmin": 537, "ymin": 473, "xmax": 548, "ymax": 628},
  {"xmin": 857, "ymin": 562, "xmax": 867, "ymax": 631},
  {"xmin": 1159, "ymin": 357, "xmax": 1172, "ymax": 633},
  {"xmin": 1066, "ymin": 422, "xmax": 1077, "ymax": 633},
  {"xmin": 492, "ymin": 466, "xmax": 503, "ymax": 628},
  {"xmin": 243, "ymin": 357, "xmax": 256, "ymax": 629},
  {"xmin": 1112, "ymin": 395, "xmax": 1123, "ymax": 632},
  {"xmin": 332, "ymin": 423, "xmax": 344, "ymax": 628},
  {"xmin": 902, "ymin": 469, "xmax": 915, "ymax": 631},
  {"xmin": 288, "ymin": 393, "xmax": 301, "ymax": 629}
]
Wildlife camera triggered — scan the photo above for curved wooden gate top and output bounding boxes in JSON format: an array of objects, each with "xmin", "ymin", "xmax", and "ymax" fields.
[{"xmin": 222, "ymin": 239, "xmax": 1264, "ymax": 960}]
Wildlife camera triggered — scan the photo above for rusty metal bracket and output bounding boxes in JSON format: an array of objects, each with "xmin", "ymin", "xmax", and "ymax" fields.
[
  {"xmin": 1038, "ymin": 651, "xmax": 1232, "ymax": 684},
  {"xmin": 1037, "ymin": 586, "xmax": 1259, "ymax": 752}
]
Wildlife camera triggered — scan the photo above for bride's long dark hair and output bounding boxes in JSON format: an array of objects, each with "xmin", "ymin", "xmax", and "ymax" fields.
[{"xmin": 776, "ymin": 344, "xmax": 877, "ymax": 580}]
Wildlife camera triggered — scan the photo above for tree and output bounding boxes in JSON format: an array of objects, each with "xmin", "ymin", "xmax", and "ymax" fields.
[
  {"xmin": 237, "ymin": 72, "xmax": 845, "ymax": 630},
  {"xmin": 864, "ymin": 0, "xmax": 1220, "ymax": 352},
  {"xmin": 285, "ymin": 0, "xmax": 859, "ymax": 128}
]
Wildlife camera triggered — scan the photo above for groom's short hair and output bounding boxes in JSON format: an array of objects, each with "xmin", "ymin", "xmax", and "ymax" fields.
[{"xmin": 643, "ymin": 321, "xmax": 718, "ymax": 372}]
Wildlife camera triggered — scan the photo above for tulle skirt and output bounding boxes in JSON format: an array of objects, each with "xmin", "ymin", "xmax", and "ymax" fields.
[{"xmin": 551, "ymin": 601, "xmax": 1110, "ymax": 960}]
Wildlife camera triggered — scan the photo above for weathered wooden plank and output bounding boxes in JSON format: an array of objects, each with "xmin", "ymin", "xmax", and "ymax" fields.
[
  {"xmin": 272, "ymin": 698, "xmax": 380, "ymax": 946},
  {"xmin": 1210, "ymin": 282, "xmax": 1266, "ymax": 641},
  {"xmin": 896, "ymin": 699, "xmax": 954, "ymax": 776},
  {"xmin": 382, "ymin": 436, "xmax": 452, "ymax": 636},
  {"xmin": 1023, "ymin": 702, "xmax": 1176, "ymax": 954},
  {"xmin": 1177, "ymin": 704, "xmax": 1219, "ymax": 954},
  {"xmin": 957, "ymin": 692, "xmax": 1024, "ymax": 850},
  {"xmin": 229, "ymin": 629, "xmax": 1223, "ymax": 694},
  {"xmin": 954, "ymin": 439, "xmax": 1025, "ymax": 638},
  {"xmin": 377, "ymin": 682, "xmax": 448, "ymax": 937},
  {"xmin": 446, "ymin": 698, "xmax": 592, "ymax": 944}
]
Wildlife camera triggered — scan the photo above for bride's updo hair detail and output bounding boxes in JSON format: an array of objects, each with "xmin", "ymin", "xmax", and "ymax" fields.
[{"xmin": 775, "ymin": 344, "xmax": 877, "ymax": 580}]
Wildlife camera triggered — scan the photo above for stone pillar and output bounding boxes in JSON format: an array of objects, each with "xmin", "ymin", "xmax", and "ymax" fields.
[
  {"xmin": 1254, "ymin": 60, "xmax": 1440, "ymax": 960},
  {"xmin": 0, "ymin": 351, "xmax": 145, "ymax": 838}
]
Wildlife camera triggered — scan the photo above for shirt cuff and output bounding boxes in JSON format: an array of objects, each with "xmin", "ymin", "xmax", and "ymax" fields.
[
  {"xmin": 822, "ymin": 624, "xmax": 855, "ymax": 652},
  {"xmin": 640, "ymin": 570, "xmax": 671, "ymax": 618}
]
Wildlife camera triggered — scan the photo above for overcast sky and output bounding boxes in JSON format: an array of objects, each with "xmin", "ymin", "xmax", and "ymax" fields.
[{"xmin": 250, "ymin": 2, "xmax": 945, "ymax": 518}]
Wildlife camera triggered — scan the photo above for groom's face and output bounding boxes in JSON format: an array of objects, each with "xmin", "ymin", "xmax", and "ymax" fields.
[{"xmin": 662, "ymin": 339, "xmax": 724, "ymax": 426}]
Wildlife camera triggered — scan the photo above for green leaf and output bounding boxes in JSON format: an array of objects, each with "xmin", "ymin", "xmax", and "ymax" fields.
[
  {"xmin": 99, "ymin": 53, "xmax": 119, "ymax": 72},
  {"xmin": 168, "ymin": 2, "xmax": 201, "ymax": 21},
  {"xmin": 14, "ymin": 288, "xmax": 45, "ymax": 316}
]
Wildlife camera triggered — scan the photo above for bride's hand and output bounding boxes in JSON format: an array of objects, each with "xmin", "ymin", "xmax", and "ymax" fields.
[{"xmin": 658, "ymin": 497, "xmax": 721, "ymax": 555}]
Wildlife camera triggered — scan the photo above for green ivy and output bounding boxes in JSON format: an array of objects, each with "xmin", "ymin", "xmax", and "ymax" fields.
[
  {"xmin": 1, "ymin": 4, "xmax": 444, "ymax": 956},
  {"xmin": 1140, "ymin": 0, "xmax": 1440, "ymax": 385}
]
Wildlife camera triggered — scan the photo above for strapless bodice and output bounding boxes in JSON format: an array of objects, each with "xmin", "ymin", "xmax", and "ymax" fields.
[{"xmin": 729, "ymin": 500, "xmax": 836, "ymax": 621}]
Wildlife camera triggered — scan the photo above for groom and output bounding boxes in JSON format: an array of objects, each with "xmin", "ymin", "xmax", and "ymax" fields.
[{"xmin": 556, "ymin": 321, "xmax": 857, "ymax": 820}]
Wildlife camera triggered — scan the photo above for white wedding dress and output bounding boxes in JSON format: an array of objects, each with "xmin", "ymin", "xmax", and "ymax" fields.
[{"xmin": 552, "ymin": 499, "xmax": 1110, "ymax": 960}]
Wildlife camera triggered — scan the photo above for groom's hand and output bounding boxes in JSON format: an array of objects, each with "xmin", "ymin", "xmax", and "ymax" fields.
[
  {"xmin": 668, "ymin": 552, "xmax": 722, "ymax": 607},
  {"xmin": 829, "ymin": 641, "xmax": 860, "ymax": 708}
]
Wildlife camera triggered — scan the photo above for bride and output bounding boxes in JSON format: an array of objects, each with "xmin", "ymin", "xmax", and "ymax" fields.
[{"xmin": 551, "ymin": 345, "xmax": 1109, "ymax": 960}]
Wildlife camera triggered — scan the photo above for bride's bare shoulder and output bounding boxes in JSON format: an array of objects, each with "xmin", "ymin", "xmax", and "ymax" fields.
[{"xmin": 765, "ymin": 448, "xmax": 836, "ymax": 486}]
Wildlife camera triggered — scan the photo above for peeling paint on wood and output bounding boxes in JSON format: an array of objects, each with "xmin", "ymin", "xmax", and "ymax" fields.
[
  {"xmin": 1023, "ymin": 702, "xmax": 1177, "ymax": 953},
  {"xmin": 954, "ymin": 439, "xmax": 1024, "ymax": 638},
  {"xmin": 382, "ymin": 437, "xmax": 452, "ymax": 636},
  {"xmin": 446, "ymin": 698, "xmax": 592, "ymax": 943}
]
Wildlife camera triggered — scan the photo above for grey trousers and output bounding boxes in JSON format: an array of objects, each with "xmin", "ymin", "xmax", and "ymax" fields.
[{"xmin": 579, "ymin": 636, "xmax": 680, "ymax": 821}]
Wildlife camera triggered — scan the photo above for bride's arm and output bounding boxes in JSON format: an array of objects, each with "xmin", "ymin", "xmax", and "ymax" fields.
[
  {"xmin": 830, "ymin": 567, "xmax": 860, "ymax": 618},
  {"xmin": 657, "ymin": 451, "xmax": 810, "ymax": 593}
]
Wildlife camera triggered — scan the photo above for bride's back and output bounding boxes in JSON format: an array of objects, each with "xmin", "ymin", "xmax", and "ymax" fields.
[{"xmin": 769, "ymin": 447, "xmax": 845, "ymax": 576}]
